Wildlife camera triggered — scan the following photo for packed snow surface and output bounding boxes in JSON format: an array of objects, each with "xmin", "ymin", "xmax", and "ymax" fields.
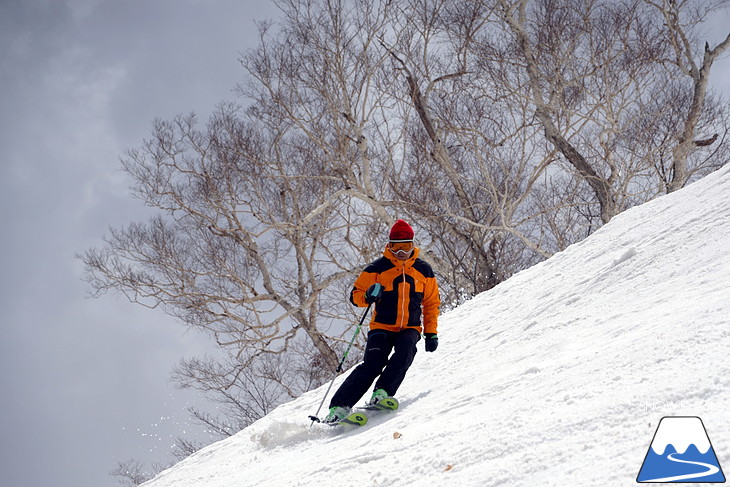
[{"xmin": 143, "ymin": 166, "xmax": 730, "ymax": 487}]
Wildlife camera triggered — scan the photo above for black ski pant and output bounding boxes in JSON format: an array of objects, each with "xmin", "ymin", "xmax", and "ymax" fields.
[{"xmin": 329, "ymin": 328, "xmax": 420, "ymax": 409}]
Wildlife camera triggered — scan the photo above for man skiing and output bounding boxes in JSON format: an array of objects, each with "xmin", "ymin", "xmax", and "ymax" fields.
[{"xmin": 324, "ymin": 219, "xmax": 441, "ymax": 423}]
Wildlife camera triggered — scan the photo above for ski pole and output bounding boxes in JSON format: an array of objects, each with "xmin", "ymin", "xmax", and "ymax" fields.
[{"xmin": 308, "ymin": 297, "xmax": 376, "ymax": 426}]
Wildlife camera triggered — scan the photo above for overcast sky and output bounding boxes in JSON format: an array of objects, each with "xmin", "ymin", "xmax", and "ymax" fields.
[
  {"xmin": 0, "ymin": 1, "xmax": 277, "ymax": 486},
  {"xmin": 1, "ymin": 2, "xmax": 729, "ymax": 487}
]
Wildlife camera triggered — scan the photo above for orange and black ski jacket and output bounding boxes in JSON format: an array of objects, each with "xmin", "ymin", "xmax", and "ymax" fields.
[{"xmin": 350, "ymin": 247, "xmax": 440, "ymax": 335}]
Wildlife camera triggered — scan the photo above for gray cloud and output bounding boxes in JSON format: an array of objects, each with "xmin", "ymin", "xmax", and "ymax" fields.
[{"xmin": 0, "ymin": 1, "xmax": 276, "ymax": 486}]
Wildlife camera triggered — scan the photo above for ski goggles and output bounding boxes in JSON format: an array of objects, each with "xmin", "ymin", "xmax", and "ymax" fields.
[{"xmin": 389, "ymin": 241, "xmax": 414, "ymax": 256}]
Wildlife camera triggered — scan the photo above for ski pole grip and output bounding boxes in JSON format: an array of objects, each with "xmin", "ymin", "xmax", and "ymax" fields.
[
  {"xmin": 372, "ymin": 282, "xmax": 383, "ymax": 296},
  {"xmin": 365, "ymin": 283, "xmax": 383, "ymax": 303}
]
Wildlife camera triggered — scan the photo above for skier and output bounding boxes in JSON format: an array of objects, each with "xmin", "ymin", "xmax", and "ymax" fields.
[{"xmin": 324, "ymin": 219, "xmax": 441, "ymax": 423}]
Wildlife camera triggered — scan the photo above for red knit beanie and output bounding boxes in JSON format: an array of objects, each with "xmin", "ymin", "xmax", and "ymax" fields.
[{"xmin": 389, "ymin": 219, "xmax": 414, "ymax": 241}]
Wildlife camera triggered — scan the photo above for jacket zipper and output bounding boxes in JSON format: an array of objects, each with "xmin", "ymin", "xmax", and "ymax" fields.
[{"xmin": 399, "ymin": 265, "xmax": 407, "ymax": 330}]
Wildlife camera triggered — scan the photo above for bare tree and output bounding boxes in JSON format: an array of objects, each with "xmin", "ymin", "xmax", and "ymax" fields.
[
  {"xmin": 110, "ymin": 459, "xmax": 160, "ymax": 487},
  {"xmin": 81, "ymin": 106, "xmax": 370, "ymax": 372},
  {"xmin": 495, "ymin": 0, "xmax": 730, "ymax": 217},
  {"xmin": 171, "ymin": 436, "xmax": 204, "ymax": 462},
  {"xmin": 84, "ymin": 1, "xmax": 730, "ymax": 480},
  {"xmin": 85, "ymin": 0, "xmax": 730, "ymax": 364},
  {"xmin": 497, "ymin": 0, "xmax": 632, "ymax": 222},
  {"xmin": 171, "ymin": 343, "xmax": 333, "ymax": 436},
  {"xmin": 373, "ymin": 0, "xmax": 557, "ymax": 300},
  {"xmin": 643, "ymin": 0, "xmax": 730, "ymax": 191}
]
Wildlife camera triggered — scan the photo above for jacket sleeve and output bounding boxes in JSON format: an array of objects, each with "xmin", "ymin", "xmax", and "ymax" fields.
[
  {"xmin": 350, "ymin": 270, "xmax": 378, "ymax": 307},
  {"xmin": 421, "ymin": 276, "xmax": 440, "ymax": 335}
]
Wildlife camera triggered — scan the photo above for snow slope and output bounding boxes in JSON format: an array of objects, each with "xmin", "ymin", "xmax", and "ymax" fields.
[{"xmin": 143, "ymin": 166, "xmax": 730, "ymax": 487}]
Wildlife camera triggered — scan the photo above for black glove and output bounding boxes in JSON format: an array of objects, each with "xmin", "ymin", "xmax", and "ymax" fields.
[
  {"xmin": 424, "ymin": 333, "xmax": 438, "ymax": 352},
  {"xmin": 365, "ymin": 283, "xmax": 383, "ymax": 304}
]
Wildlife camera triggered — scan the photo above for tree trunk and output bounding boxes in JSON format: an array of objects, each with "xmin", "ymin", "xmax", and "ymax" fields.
[{"xmin": 668, "ymin": 36, "xmax": 730, "ymax": 192}]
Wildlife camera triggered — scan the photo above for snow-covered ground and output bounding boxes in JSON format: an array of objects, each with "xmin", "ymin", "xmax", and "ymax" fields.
[{"xmin": 143, "ymin": 166, "xmax": 730, "ymax": 487}]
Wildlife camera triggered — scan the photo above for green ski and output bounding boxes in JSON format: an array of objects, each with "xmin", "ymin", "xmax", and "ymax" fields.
[
  {"xmin": 325, "ymin": 410, "xmax": 368, "ymax": 427},
  {"xmin": 357, "ymin": 396, "xmax": 399, "ymax": 412}
]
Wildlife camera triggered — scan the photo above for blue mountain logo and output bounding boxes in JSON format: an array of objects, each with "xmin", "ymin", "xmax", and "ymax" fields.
[{"xmin": 637, "ymin": 416, "xmax": 725, "ymax": 483}]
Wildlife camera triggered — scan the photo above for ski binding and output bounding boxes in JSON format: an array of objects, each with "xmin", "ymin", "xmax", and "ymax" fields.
[
  {"xmin": 358, "ymin": 396, "xmax": 399, "ymax": 411},
  {"xmin": 326, "ymin": 410, "xmax": 368, "ymax": 427}
]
